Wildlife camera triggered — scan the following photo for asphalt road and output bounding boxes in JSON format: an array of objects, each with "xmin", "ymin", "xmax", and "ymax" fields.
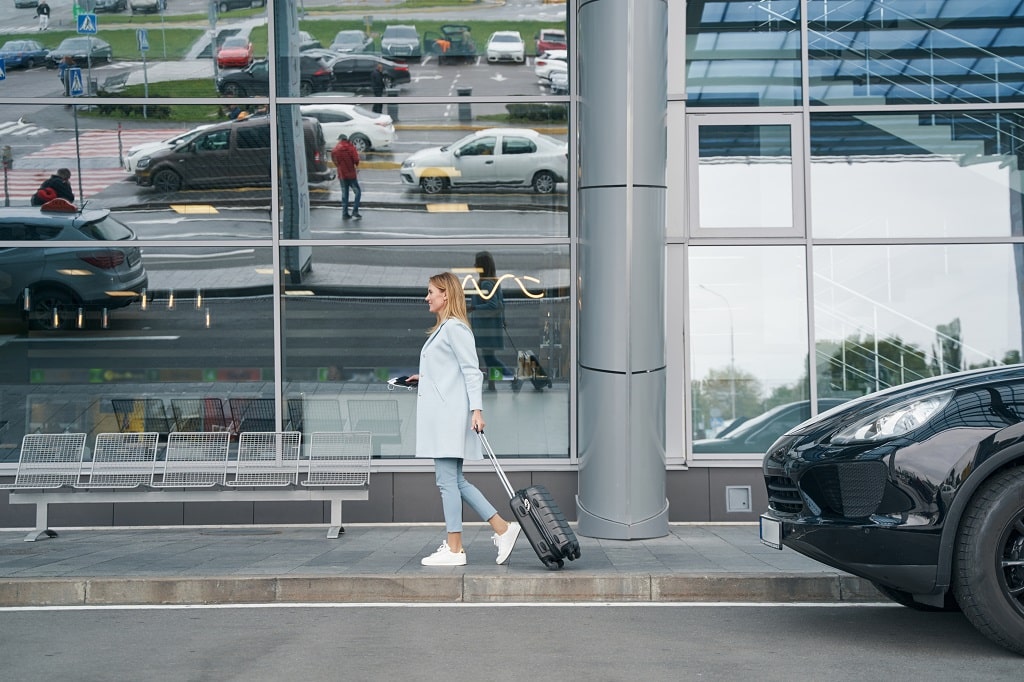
[{"xmin": 0, "ymin": 604, "xmax": 1019, "ymax": 681}]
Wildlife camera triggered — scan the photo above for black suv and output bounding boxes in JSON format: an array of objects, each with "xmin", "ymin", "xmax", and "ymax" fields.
[
  {"xmin": 134, "ymin": 116, "xmax": 334, "ymax": 192},
  {"xmin": 760, "ymin": 364, "xmax": 1024, "ymax": 655},
  {"xmin": 0, "ymin": 201, "xmax": 148, "ymax": 330},
  {"xmin": 216, "ymin": 56, "xmax": 334, "ymax": 97}
]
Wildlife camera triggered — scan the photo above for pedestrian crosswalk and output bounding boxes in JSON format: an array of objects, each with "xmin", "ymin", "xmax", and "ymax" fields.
[
  {"xmin": 0, "ymin": 168, "xmax": 133, "ymax": 203},
  {"xmin": 2, "ymin": 128, "xmax": 187, "ymax": 201},
  {"xmin": 0, "ymin": 119, "xmax": 48, "ymax": 138},
  {"xmin": 25, "ymin": 128, "xmax": 185, "ymax": 160}
]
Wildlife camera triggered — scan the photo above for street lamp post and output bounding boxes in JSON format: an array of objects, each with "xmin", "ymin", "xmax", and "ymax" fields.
[{"xmin": 700, "ymin": 284, "xmax": 736, "ymax": 420}]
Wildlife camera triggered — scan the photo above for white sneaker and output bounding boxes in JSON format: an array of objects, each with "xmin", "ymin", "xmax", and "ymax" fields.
[
  {"xmin": 421, "ymin": 541, "xmax": 467, "ymax": 567},
  {"xmin": 493, "ymin": 522, "xmax": 521, "ymax": 565}
]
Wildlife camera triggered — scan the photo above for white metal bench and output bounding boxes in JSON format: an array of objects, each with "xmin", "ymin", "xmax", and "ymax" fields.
[{"xmin": 5, "ymin": 431, "xmax": 373, "ymax": 542}]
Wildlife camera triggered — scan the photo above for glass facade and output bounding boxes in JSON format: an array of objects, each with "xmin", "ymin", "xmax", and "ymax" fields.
[
  {"xmin": 5, "ymin": 0, "xmax": 1024, "ymax": 519},
  {"xmin": 681, "ymin": 0, "xmax": 1024, "ymax": 461},
  {"xmin": 0, "ymin": 3, "xmax": 571, "ymax": 469}
]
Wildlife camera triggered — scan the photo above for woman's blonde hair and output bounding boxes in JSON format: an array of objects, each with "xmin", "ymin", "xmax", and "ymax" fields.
[{"xmin": 428, "ymin": 271, "xmax": 470, "ymax": 333}]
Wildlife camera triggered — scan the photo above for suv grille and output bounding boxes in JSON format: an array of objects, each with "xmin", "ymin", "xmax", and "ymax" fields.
[{"xmin": 766, "ymin": 475, "xmax": 802, "ymax": 514}]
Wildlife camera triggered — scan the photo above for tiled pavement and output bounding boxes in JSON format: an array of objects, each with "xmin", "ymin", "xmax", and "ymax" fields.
[{"xmin": 0, "ymin": 523, "xmax": 884, "ymax": 606}]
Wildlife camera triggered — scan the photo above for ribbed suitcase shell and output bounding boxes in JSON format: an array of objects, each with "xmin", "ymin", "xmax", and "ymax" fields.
[
  {"xmin": 480, "ymin": 432, "xmax": 581, "ymax": 569},
  {"xmin": 510, "ymin": 484, "xmax": 582, "ymax": 569}
]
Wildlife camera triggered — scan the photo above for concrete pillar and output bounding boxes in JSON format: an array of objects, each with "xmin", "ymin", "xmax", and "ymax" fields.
[{"xmin": 576, "ymin": 0, "xmax": 669, "ymax": 539}]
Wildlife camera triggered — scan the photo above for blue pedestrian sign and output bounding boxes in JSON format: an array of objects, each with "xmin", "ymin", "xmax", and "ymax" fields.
[
  {"xmin": 137, "ymin": 28, "xmax": 149, "ymax": 52},
  {"xmin": 77, "ymin": 13, "xmax": 98, "ymax": 35},
  {"xmin": 69, "ymin": 67, "xmax": 84, "ymax": 97},
  {"xmin": 0, "ymin": 59, "xmax": 6, "ymax": 82}
]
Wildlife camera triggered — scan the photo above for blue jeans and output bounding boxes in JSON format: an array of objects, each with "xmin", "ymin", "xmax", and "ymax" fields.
[
  {"xmin": 434, "ymin": 458, "xmax": 497, "ymax": 533},
  {"xmin": 341, "ymin": 178, "xmax": 361, "ymax": 215}
]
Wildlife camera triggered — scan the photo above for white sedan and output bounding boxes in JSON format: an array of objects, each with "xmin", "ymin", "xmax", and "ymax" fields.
[
  {"xmin": 123, "ymin": 124, "xmax": 213, "ymax": 173},
  {"xmin": 486, "ymin": 30, "xmax": 525, "ymax": 63},
  {"xmin": 400, "ymin": 127, "xmax": 568, "ymax": 194},
  {"xmin": 299, "ymin": 104, "xmax": 395, "ymax": 152},
  {"xmin": 534, "ymin": 49, "xmax": 567, "ymax": 81}
]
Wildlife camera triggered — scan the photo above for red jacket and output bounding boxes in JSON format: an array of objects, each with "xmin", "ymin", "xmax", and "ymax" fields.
[{"xmin": 331, "ymin": 140, "xmax": 360, "ymax": 180}]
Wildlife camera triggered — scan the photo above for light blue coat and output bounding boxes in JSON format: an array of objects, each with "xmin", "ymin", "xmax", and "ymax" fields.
[{"xmin": 415, "ymin": 319, "xmax": 484, "ymax": 460}]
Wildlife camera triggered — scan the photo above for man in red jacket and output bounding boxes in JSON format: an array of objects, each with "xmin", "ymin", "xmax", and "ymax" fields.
[{"xmin": 330, "ymin": 134, "xmax": 361, "ymax": 220}]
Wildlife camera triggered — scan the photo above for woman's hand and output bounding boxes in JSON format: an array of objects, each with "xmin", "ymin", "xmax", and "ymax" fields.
[{"xmin": 471, "ymin": 409, "xmax": 485, "ymax": 433}]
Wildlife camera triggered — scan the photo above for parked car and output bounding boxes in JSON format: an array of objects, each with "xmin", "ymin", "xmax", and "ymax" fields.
[
  {"xmin": 299, "ymin": 104, "xmax": 395, "ymax": 152},
  {"xmin": 129, "ymin": 0, "xmax": 162, "ymax": 12},
  {"xmin": 329, "ymin": 30, "xmax": 373, "ymax": 54},
  {"xmin": 381, "ymin": 25, "xmax": 421, "ymax": 60},
  {"xmin": 534, "ymin": 50, "xmax": 567, "ymax": 81},
  {"xmin": 46, "ymin": 37, "xmax": 113, "ymax": 68},
  {"xmin": 215, "ymin": 0, "xmax": 263, "ymax": 11},
  {"xmin": 534, "ymin": 28, "xmax": 567, "ymax": 55},
  {"xmin": 486, "ymin": 31, "xmax": 525, "ymax": 63},
  {"xmin": 134, "ymin": 116, "xmax": 334, "ymax": 192},
  {"xmin": 549, "ymin": 70, "xmax": 568, "ymax": 94},
  {"xmin": 216, "ymin": 35, "xmax": 254, "ymax": 69},
  {"xmin": 324, "ymin": 54, "xmax": 410, "ymax": 91},
  {"xmin": 94, "ymin": 0, "xmax": 128, "ymax": 11},
  {"xmin": 692, "ymin": 399, "xmax": 847, "ymax": 454},
  {"xmin": 216, "ymin": 56, "xmax": 334, "ymax": 97},
  {"xmin": 760, "ymin": 364, "xmax": 1024, "ymax": 655},
  {"xmin": 400, "ymin": 127, "xmax": 568, "ymax": 195},
  {"xmin": 0, "ymin": 39, "xmax": 47, "ymax": 69},
  {"xmin": 123, "ymin": 124, "xmax": 215, "ymax": 173},
  {"xmin": 424, "ymin": 24, "xmax": 477, "ymax": 64},
  {"xmin": 0, "ymin": 201, "xmax": 148, "ymax": 330},
  {"xmin": 298, "ymin": 31, "xmax": 321, "ymax": 51}
]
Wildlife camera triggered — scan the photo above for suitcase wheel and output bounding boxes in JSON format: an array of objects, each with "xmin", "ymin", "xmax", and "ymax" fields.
[{"xmin": 542, "ymin": 557, "xmax": 564, "ymax": 570}]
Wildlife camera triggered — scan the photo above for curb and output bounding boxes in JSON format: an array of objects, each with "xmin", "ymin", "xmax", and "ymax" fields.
[{"xmin": 0, "ymin": 574, "xmax": 884, "ymax": 606}]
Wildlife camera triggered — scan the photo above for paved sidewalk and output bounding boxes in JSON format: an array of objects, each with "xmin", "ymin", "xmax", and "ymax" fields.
[{"xmin": 0, "ymin": 523, "xmax": 884, "ymax": 606}]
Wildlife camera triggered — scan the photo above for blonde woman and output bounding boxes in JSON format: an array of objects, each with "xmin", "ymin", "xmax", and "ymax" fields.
[{"xmin": 409, "ymin": 272, "xmax": 521, "ymax": 566}]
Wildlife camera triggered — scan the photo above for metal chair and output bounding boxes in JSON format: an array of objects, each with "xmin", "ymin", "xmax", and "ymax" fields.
[
  {"xmin": 227, "ymin": 432, "xmax": 302, "ymax": 487},
  {"xmin": 302, "ymin": 432, "xmax": 372, "ymax": 487},
  {"xmin": 287, "ymin": 397, "xmax": 345, "ymax": 435},
  {"xmin": 171, "ymin": 398, "xmax": 230, "ymax": 433},
  {"xmin": 346, "ymin": 399, "xmax": 402, "ymax": 456},
  {"xmin": 228, "ymin": 398, "xmax": 278, "ymax": 434},
  {"xmin": 77, "ymin": 432, "xmax": 159, "ymax": 489},
  {"xmin": 111, "ymin": 399, "xmax": 173, "ymax": 436},
  {"xmin": 0, "ymin": 433, "xmax": 87, "ymax": 489},
  {"xmin": 150, "ymin": 431, "xmax": 231, "ymax": 488}
]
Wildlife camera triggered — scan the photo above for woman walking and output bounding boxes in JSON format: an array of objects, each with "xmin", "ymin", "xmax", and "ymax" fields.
[{"xmin": 409, "ymin": 271, "xmax": 521, "ymax": 566}]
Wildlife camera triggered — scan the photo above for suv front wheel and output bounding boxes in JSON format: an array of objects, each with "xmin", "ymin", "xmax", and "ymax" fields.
[{"xmin": 954, "ymin": 467, "xmax": 1024, "ymax": 655}]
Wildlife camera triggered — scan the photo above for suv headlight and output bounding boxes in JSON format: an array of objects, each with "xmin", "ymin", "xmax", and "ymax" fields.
[
  {"xmin": 402, "ymin": 159, "xmax": 415, "ymax": 169},
  {"xmin": 831, "ymin": 390, "xmax": 954, "ymax": 444},
  {"xmin": 136, "ymin": 157, "xmax": 151, "ymax": 170}
]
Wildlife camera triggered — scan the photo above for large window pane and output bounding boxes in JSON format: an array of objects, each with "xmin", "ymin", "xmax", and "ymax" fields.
[
  {"xmin": 686, "ymin": 0, "xmax": 801, "ymax": 107},
  {"xmin": 0, "ymin": 247, "xmax": 278, "ymax": 462},
  {"xmin": 688, "ymin": 246, "xmax": 810, "ymax": 455},
  {"xmin": 810, "ymin": 112, "xmax": 1024, "ymax": 239},
  {"xmin": 808, "ymin": 0, "xmax": 1024, "ymax": 105},
  {"xmin": 300, "ymin": 104, "xmax": 569, "ymax": 239},
  {"xmin": 814, "ymin": 244, "xmax": 1024, "ymax": 400},
  {"xmin": 281, "ymin": 244, "xmax": 571, "ymax": 459},
  {"xmin": 695, "ymin": 123, "xmax": 794, "ymax": 230}
]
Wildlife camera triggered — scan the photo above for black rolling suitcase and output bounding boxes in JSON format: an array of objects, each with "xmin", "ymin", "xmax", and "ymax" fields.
[{"xmin": 479, "ymin": 432, "xmax": 581, "ymax": 569}]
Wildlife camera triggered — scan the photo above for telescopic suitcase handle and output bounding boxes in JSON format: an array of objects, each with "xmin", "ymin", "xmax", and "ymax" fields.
[{"xmin": 477, "ymin": 430, "xmax": 515, "ymax": 499}]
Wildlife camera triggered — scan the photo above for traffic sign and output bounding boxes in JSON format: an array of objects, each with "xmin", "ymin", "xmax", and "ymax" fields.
[
  {"xmin": 137, "ymin": 28, "xmax": 150, "ymax": 52},
  {"xmin": 77, "ymin": 13, "xmax": 98, "ymax": 35},
  {"xmin": 0, "ymin": 59, "xmax": 5, "ymax": 82},
  {"xmin": 69, "ymin": 67, "xmax": 84, "ymax": 97}
]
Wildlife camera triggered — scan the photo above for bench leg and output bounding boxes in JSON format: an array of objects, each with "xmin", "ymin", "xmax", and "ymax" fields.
[
  {"xmin": 327, "ymin": 499, "xmax": 344, "ymax": 538},
  {"xmin": 25, "ymin": 502, "xmax": 57, "ymax": 542}
]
